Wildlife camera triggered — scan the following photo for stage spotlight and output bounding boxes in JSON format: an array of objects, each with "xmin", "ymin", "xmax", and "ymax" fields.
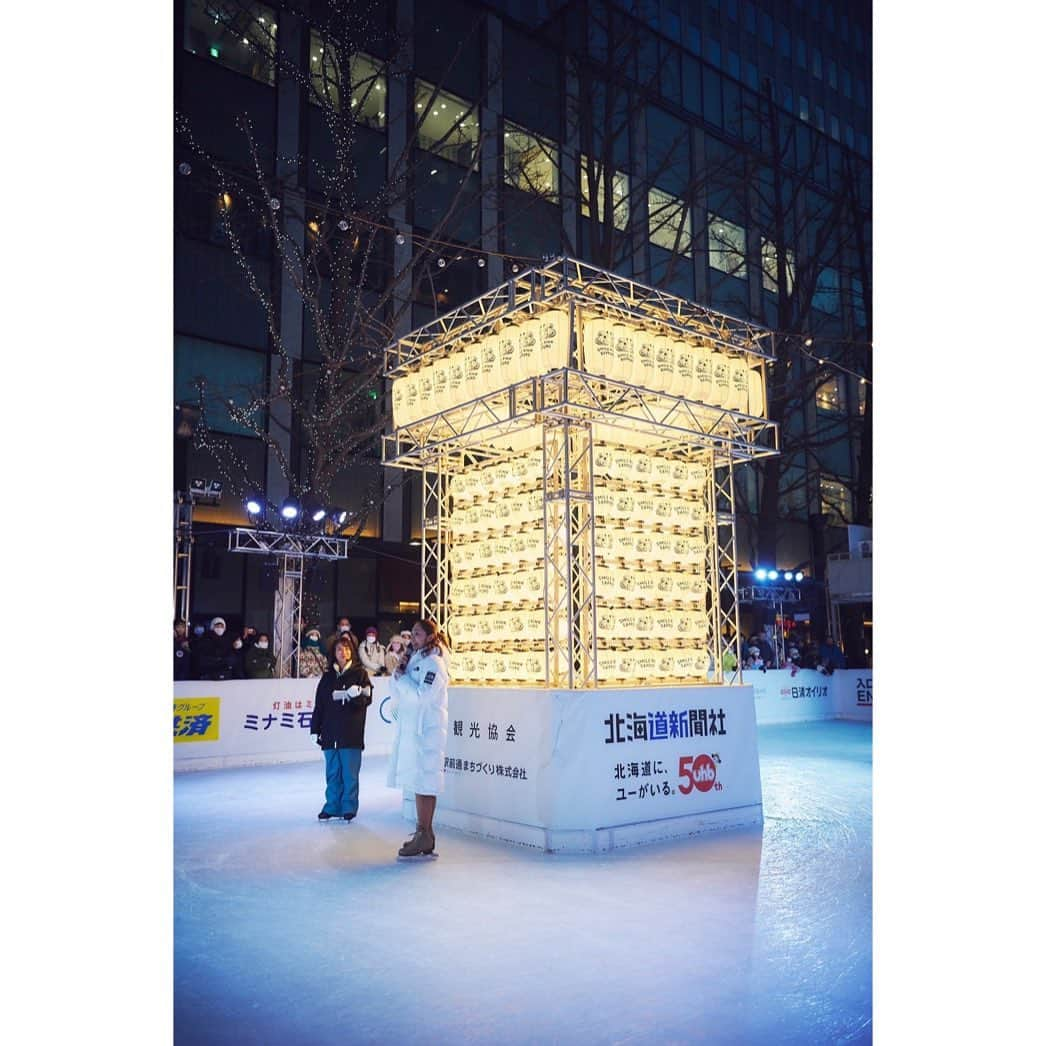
[
  {"xmin": 795, "ymin": 571, "xmax": 804, "ymax": 582},
  {"xmin": 245, "ymin": 495, "xmax": 264, "ymax": 516},
  {"xmin": 333, "ymin": 508, "xmax": 349, "ymax": 526},
  {"xmin": 768, "ymin": 570, "xmax": 779, "ymax": 580},
  {"xmin": 784, "ymin": 571, "xmax": 794, "ymax": 581},
  {"xmin": 280, "ymin": 498, "xmax": 301, "ymax": 521},
  {"xmin": 190, "ymin": 478, "xmax": 206, "ymax": 496},
  {"xmin": 311, "ymin": 507, "xmax": 327, "ymax": 523},
  {"xmin": 754, "ymin": 568, "xmax": 767, "ymax": 581}
]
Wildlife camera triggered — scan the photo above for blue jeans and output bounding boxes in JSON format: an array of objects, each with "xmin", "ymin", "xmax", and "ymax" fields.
[{"xmin": 322, "ymin": 748, "xmax": 362, "ymax": 816}]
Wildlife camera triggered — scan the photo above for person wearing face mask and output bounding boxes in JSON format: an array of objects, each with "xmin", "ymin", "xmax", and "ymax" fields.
[
  {"xmin": 243, "ymin": 632, "xmax": 276, "ymax": 679},
  {"xmin": 228, "ymin": 633, "xmax": 247, "ymax": 679},
  {"xmin": 359, "ymin": 626, "xmax": 387, "ymax": 677},
  {"xmin": 311, "ymin": 635, "xmax": 373, "ymax": 821},
  {"xmin": 193, "ymin": 617, "xmax": 237, "ymax": 680},
  {"xmin": 325, "ymin": 616, "xmax": 359, "ymax": 658},
  {"xmin": 298, "ymin": 627, "xmax": 328, "ymax": 678}
]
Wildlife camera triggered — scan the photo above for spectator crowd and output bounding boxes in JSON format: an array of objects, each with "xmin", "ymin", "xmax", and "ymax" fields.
[{"xmin": 174, "ymin": 616, "xmax": 412, "ymax": 682}]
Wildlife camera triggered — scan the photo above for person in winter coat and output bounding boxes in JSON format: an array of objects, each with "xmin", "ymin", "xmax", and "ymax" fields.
[
  {"xmin": 193, "ymin": 617, "xmax": 237, "ymax": 680},
  {"xmin": 325, "ymin": 617, "xmax": 359, "ymax": 657},
  {"xmin": 359, "ymin": 626, "xmax": 387, "ymax": 677},
  {"xmin": 298, "ymin": 627, "xmax": 329, "ymax": 678},
  {"xmin": 174, "ymin": 619, "xmax": 192, "ymax": 681},
  {"xmin": 311, "ymin": 635, "xmax": 373, "ymax": 821},
  {"xmin": 387, "ymin": 618, "xmax": 450, "ymax": 858},
  {"xmin": 384, "ymin": 635, "xmax": 407, "ymax": 676},
  {"xmin": 243, "ymin": 633, "xmax": 276, "ymax": 678}
]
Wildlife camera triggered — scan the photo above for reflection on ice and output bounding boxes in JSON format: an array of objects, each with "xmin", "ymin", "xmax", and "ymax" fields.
[{"xmin": 175, "ymin": 721, "xmax": 870, "ymax": 1045}]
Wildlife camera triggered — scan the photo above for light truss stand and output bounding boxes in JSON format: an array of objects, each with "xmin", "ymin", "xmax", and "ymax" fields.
[
  {"xmin": 421, "ymin": 460, "xmax": 451, "ymax": 634},
  {"xmin": 228, "ymin": 528, "xmax": 350, "ymax": 678},
  {"xmin": 173, "ymin": 494, "xmax": 194, "ymax": 624}
]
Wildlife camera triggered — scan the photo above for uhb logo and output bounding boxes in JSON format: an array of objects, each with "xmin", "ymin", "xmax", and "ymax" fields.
[{"xmin": 693, "ymin": 754, "xmax": 716, "ymax": 792}]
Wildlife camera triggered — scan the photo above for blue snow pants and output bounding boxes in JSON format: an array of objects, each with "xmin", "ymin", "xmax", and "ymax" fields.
[{"xmin": 321, "ymin": 747, "xmax": 362, "ymax": 817}]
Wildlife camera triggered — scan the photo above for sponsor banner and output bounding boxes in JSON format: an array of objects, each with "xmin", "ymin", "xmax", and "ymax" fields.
[
  {"xmin": 831, "ymin": 670, "xmax": 874, "ymax": 722},
  {"xmin": 440, "ymin": 684, "xmax": 762, "ymax": 832},
  {"xmin": 173, "ymin": 697, "xmax": 221, "ymax": 743},
  {"xmin": 173, "ymin": 677, "xmax": 396, "ymax": 770}
]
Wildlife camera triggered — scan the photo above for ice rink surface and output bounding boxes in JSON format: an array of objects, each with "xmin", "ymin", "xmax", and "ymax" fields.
[{"xmin": 174, "ymin": 720, "xmax": 871, "ymax": 1045}]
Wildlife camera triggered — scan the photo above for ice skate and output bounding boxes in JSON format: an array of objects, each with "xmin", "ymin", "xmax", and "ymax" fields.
[{"xmin": 397, "ymin": 828, "xmax": 436, "ymax": 858}]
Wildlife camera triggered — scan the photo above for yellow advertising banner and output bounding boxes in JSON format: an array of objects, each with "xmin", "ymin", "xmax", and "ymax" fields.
[{"xmin": 173, "ymin": 697, "xmax": 221, "ymax": 743}]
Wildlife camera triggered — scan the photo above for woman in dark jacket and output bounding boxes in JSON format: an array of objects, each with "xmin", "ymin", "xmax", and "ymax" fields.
[
  {"xmin": 310, "ymin": 635, "xmax": 373, "ymax": 821},
  {"xmin": 243, "ymin": 633, "xmax": 276, "ymax": 679}
]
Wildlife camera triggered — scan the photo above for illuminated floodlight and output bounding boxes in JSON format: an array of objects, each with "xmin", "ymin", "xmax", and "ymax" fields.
[
  {"xmin": 754, "ymin": 568, "xmax": 767, "ymax": 581},
  {"xmin": 768, "ymin": 570, "xmax": 779, "ymax": 580},
  {"xmin": 333, "ymin": 509, "xmax": 349, "ymax": 526},
  {"xmin": 784, "ymin": 571, "xmax": 794, "ymax": 581},
  {"xmin": 280, "ymin": 498, "xmax": 301, "ymax": 521},
  {"xmin": 311, "ymin": 507, "xmax": 327, "ymax": 523},
  {"xmin": 245, "ymin": 495, "xmax": 264, "ymax": 516},
  {"xmin": 795, "ymin": 571, "xmax": 804, "ymax": 582}
]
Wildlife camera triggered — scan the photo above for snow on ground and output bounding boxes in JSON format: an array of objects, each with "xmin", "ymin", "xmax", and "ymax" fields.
[{"xmin": 174, "ymin": 721, "xmax": 871, "ymax": 1045}]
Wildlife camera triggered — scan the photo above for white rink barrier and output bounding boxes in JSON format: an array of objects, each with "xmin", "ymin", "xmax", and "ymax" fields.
[
  {"xmin": 425, "ymin": 684, "xmax": 763, "ymax": 853},
  {"xmin": 174, "ymin": 671, "xmax": 871, "ymax": 773},
  {"xmin": 748, "ymin": 668, "xmax": 873, "ymax": 725},
  {"xmin": 173, "ymin": 677, "xmax": 397, "ymax": 772}
]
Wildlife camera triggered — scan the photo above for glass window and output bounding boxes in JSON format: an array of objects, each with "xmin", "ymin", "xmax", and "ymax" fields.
[
  {"xmin": 708, "ymin": 213, "xmax": 746, "ymax": 276},
  {"xmin": 858, "ymin": 380, "xmax": 867, "ymax": 417},
  {"xmin": 727, "ymin": 0, "xmax": 738, "ymax": 21},
  {"xmin": 728, "ymin": 50, "xmax": 740, "ymax": 78},
  {"xmin": 706, "ymin": 38, "xmax": 721, "ymax": 68},
  {"xmin": 184, "ymin": 0, "xmax": 276, "ymax": 86},
  {"xmin": 858, "ymin": 133, "xmax": 869, "ymax": 158},
  {"xmin": 842, "ymin": 68, "xmax": 852, "ymax": 98},
  {"xmin": 856, "ymin": 79, "xmax": 867, "ymax": 108},
  {"xmin": 745, "ymin": 61, "xmax": 758, "ymax": 90},
  {"xmin": 504, "ymin": 122, "xmax": 559, "ymax": 201},
  {"xmin": 415, "ymin": 80, "xmax": 478, "ymax": 166},
  {"xmin": 855, "ymin": 25, "xmax": 864, "ymax": 53},
  {"xmin": 852, "ymin": 277, "xmax": 867, "ymax": 330},
  {"xmin": 744, "ymin": 2, "xmax": 756, "ymax": 35},
  {"xmin": 828, "ymin": 60, "xmax": 837, "ymax": 89},
  {"xmin": 781, "ymin": 85, "xmax": 793, "ymax": 112},
  {"xmin": 760, "ymin": 13, "xmax": 773, "ymax": 47},
  {"xmin": 174, "ymin": 335, "xmax": 267, "ymax": 437},
  {"xmin": 309, "ymin": 34, "xmax": 385, "ymax": 128},
  {"xmin": 815, "ymin": 105, "xmax": 825, "ymax": 131},
  {"xmin": 830, "ymin": 115, "xmax": 840, "ymax": 141},
  {"xmin": 845, "ymin": 124, "xmax": 855, "ymax": 149},
  {"xmin": 841, "ymin": 14, "xmax": 849, "ymax": 42},
  {"xmin": 797, "ymin": 38, "xmax": 807, "ymax": 69},
  {"xmin": 648, "ymin": 187, "xmax": 692, "ymax": 255},
  {"xmin": 813, "ymin": 265, "xmax": 841, "ymax": 314},
  {"xmin": 799, "ymin": 95, "xmax": 810, "ymax": 122},
  {"xmin": 813, "ymin": 48, "xmax": 822, "ymax": 78},
  {"xmin": 580, "ymin": 156, "xmax": 630, "ymax": 230},
  {"xmin": 815, "ymin": 373, "xmax": 845, "ymax": 412},
  {"xmin": 820, "ymin": 475, "xmax": 853, "ymax": 526},
  {"xmin": 779, "ymin": 26, "xmax": 790, "ymax": 59},
  {"xmin": 760, "ymin": 238, "xmax": 794, "ymax": 294},
  {"xmin": 826, "ymin": 4, "xmax": 835, "ymax": 32}
]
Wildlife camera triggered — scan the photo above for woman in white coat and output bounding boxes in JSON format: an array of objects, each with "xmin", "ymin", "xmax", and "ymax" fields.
[{"xmin": 387, "ymin": 618, "xmax": 450, "ymax": 857}]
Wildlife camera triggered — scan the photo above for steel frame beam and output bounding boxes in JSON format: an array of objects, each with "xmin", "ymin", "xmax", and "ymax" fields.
[
  {"xmin": 173, "ymin": 495, "xmax": 193, "ymax": 624},
  {"xmin": 421, "ymin": 458, "xmax": 451, "ymax": 634},
  {"xmin": 708, "ymin": 457, "xmax": 743, "ymax": 685}
]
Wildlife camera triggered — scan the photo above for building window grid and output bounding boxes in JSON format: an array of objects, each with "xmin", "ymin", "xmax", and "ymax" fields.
[
  {"xmin": 504, "ymin": 122, "xmax": 560, "ymax": 202},
  {"xmin": 648, "ymin": 187, "xmax": 693, "ymax": 256},
  {"xmin": 708, "ymin": 212, "xmax": 746, "ymax": 277},
  {"xmin": 415, "ymin": 80, "xmax": 478, "ymax": 166},
  {"xmin": 184, "ymin": 0, "xmax": 277, "ymax": 86},
  {"xmin": 820, "ymin": 475, "xmax": 853, "ymax": 526},
  {"xmin": 581, "ymin": 156, "xmax": 630, "ymax": 231},
  {"xmin": 309, "ymin": 34, "xmax": 386, "ymax": 129},
  {"xmin": 815, "ymin": 373, "xmax": 846, "ymax": 413}
]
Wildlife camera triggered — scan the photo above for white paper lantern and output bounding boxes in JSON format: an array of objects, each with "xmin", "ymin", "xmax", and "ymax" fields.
[
  {"xmin": 615, "ymin": 530, "xmax": 638, "ymax": 561},
  {"xmin": 391, "ymin": 376, "xmax": 408, "ymax": 428},
  {"xmin": 727, "ymin": 356, "xmax": 749, "ymax": 412},
  {"xmin": 517, "ymin": 316, "xmax": 541, "ymax": 382},
  {"xmin": 710, "ymin": 353, "xmax": 730, "ymax": 407},
  {"xmin": 599, "ymin": 650, "xmax": 620, "ymax": 682},
  {"xmin": 447, "ymin": 352, "xmax": 468, "ymax": 410},
  {"xmin": 634, "ymin": 330, "xmax": 657, "ymax": 388},
  {"xmin": 634, "ymin": 609, "xmax": 655, "ymax": 642},
  {"xmin": 593, "ymin": 443, "xmax": 614, "ymax": 478},
  {"xmin": 596, "ymin": 605, "xmax": 617, "ymax": 638},
  {"xmin": 416, "ymin": 365, "xmax": 435, "ymax": 418},
  {"xmin": 430, "ymin": 355, "xmax": 451, "ymax": 414},
  {"xmin": 634, "ymin": 651, "xmax": 657, "ymax": 676},
  {"xmin": 634, "ymin": 532, "xmax": 654, "ymax": 560},
  {"xmin": 582, "ymin": 315, "xmax": 615, "ymax": 377},
  {"xmin": 651, "ymin": 457, "xmax": 674, "ymax": 489},
  {"xmin": 654, "ymin": 570, "xmax": 676, "ymax": 601},
  {"xmin": 610, "ymin": 322, "xmax": 636, "ymax": 383},
  {"xmin": 525, "ymin": 652, "xmax": 545, "ymax": 680},
  {"xmin": 693, "ymin": 344, "xmax": 714, "ymax": 403},
  {"xmin": 610, "ymin": 447, "xmax": 632, "ymax": 482},
  {"xmin": 539, "ymin": 309, "xmax": 570, "ymax": 371},
  {"xmin": 748, "ymin": 366, "xmax": 765, "ymax": 418},
  {"xmin": 633, "ymin": 453, "xmax": 653, "ymax": 486},
  {"xmin": 479, "ymin": 334, "xmax": 501, "ymax": 396},
  {"xmin": 635, "ymin": 572, "xmax": 659, "ymax": 601},
  {"xmin": 652, "ymin": 533, "xmax": 675, "ymax": 565},
  {"xmin": 671, "ymin": 338, "xmax": 694, "ymax": 397},
  {"xmin": 653, "ymin": 333, "xmax": 674, "ymax": 392},
  {"xmin": 498, "ymin": 325, "xmax": 521, "ymax": 384},
  {"xmin": 463, "ymin": 343, "xmax": 482, "ymax": 393}
]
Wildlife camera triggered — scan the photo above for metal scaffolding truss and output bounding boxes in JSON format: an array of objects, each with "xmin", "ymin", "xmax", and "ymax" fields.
[
  {"xmin": 542, "ymin": 420, "xmax": 598, "ymax": 689},
  {"xmin": 421, "ymin": 461, "xmax": 451, "ymax": 634},
  {"xmin": 385, "ymin": 257, "xmax": 775, "ymax": 374},
  {"xmin": 738, "ymin": 586, "xmax": 802, "ymax": 603},
  {"xmin": 708, "ymin": 460, "xmax": 743, "ymax": 686},
  {"xmin": 228, "ymin": 528, "xmax": 350, "ymax": 678},
  {"xmin": 173, "ymin": 495, "xmax": 193, "ymax": 624},
  {"xmin": 383, "ymin": 368, "xmax": 779, "ymax": 474}
]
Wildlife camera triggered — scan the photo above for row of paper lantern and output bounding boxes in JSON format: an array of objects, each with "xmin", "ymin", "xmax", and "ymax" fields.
[
  {"xmin": 449, "ymin": 492, "xmax": 706, "ymax": 540},
  {"xmin": 449, "ymin": 565, "xmax": 707, "ymax": 610},
  {"xmin": 593, "ymin": 528, "xmax": 706, "ymax": 563},
  {"xmin": 391, "ymin": 308, "xmax": 766, "ymax": 429},
  {"xmin": 447, "ymin": 448, "xmax": 709, "ymax": 502},
  {"xmin": 450, "ymin": 649, "xmax": 711, "ymax": 685}
]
